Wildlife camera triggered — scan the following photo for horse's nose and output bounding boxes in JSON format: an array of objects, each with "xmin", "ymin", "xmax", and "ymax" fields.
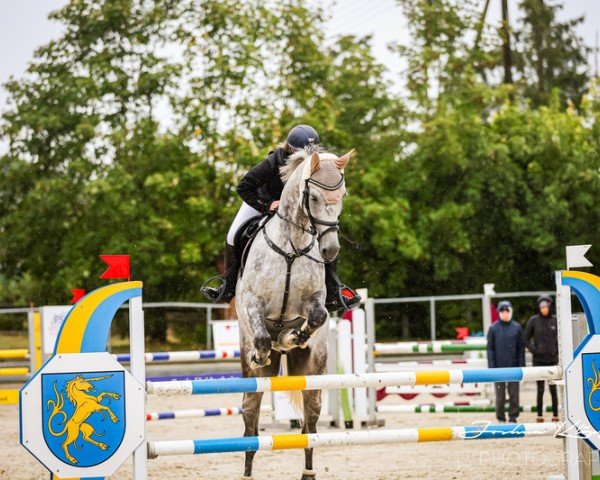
[{"xmin": 321, "ymin": 245, "xmax": 339, "ymax": 262}]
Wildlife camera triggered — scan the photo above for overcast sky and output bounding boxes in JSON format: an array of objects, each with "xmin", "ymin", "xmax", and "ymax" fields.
[{"xmin": 0, "ymin": 0, "xmax": 598, "ymax": 112}]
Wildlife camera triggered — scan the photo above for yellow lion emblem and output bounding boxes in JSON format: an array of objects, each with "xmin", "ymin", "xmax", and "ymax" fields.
[
  {"xmin": 587, "ymin": 360, "xmax": 600, "ymax": 412},
  {"xmin": 46, "ymin": 375, "xmax": 120, "ymax": 464}
]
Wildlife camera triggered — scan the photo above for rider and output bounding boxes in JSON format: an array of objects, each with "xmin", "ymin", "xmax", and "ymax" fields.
[{"xmin": 201, "ymin": 124, "xmax": 361, "ymax": 312}]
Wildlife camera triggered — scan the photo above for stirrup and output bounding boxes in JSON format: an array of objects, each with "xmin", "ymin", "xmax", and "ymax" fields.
[
  {"xmin": 339, "ymin": 286, "xmax": 362, "ymax": 310},
  {"xmin": 200, "ymin": 275, "xmax": 226, "ymax": 302},
  {"xmin": 326, "ymin": 286, "xmax": 361, "ymax": 312}
]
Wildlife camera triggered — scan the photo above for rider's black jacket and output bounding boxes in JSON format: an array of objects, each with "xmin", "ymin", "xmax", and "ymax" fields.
[
  {"xmin": 524, "ymin": 314, "xmax": 558, "ymax": 364},
  {"xmin": 237, "ymin": 147, "xmax": 288, "ymax": 214}
]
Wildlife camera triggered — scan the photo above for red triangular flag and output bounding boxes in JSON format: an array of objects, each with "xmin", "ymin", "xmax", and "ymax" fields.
[
  {"xmin": 70, "ymin": 289, "xmax": 86, "ymax": 304},
  {"xmin": 99, "ymin": 255, "xmax": 131, "ymax": 281}
]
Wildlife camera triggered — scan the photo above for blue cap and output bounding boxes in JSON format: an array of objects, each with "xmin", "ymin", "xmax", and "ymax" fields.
[
  {"xmin": 497, "ymin": 300, "xmax": 512, "ymax": 311},
  {"xmin": 286, "ymin": 125, "xmax": 320, "ymax": 150}
]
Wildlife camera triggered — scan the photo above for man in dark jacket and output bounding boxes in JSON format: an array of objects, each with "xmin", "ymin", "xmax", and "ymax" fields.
[
  {"xmin": 525, "ymin": 295, "xmax": 559, "ymax": 422},
  {"xmin": 487, "ymin": 300, "xmax": 525, "ymax": 423},
  {"xmin": 201, "ymin": 125, "xmax": 360, "ymax": 311}
]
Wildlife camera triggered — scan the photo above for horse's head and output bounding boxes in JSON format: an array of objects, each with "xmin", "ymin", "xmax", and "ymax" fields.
[
  {"xmin": 69, "ymin": 374, "xmax": 111, "ymax": 393},
  {"xmin": 300, "ymin": 150, "xmax": 352, "ymax": 262}
]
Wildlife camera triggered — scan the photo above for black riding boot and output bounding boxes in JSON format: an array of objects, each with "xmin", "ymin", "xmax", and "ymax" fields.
[
  {"xmin": 201, "ymin": 244, "xmax": 240, "ymax": 303},
  {"xmin": 325, "ymin": 258, "xmax": 362, "ymax": 312}
]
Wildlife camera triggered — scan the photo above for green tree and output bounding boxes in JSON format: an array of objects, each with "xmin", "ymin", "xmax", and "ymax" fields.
[{"xmin": 513, "ymin": 0, "xmax": 589, "ymax": 106}]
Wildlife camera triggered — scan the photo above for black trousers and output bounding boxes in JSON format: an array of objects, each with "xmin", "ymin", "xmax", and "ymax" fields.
[
  {"xmin": 494, "ymin": 382, "xmax": 520, "ymax": 422},
  {"xmin": 533, "ymin": 359, "xmax": 559, "ymax": 416}
]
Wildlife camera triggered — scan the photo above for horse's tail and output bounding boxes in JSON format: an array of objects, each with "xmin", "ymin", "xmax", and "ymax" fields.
[
  {"xmin": 46, "ymin": 381, "xmax": 69, "ymax": 437},
  {"xmin": 288, "ymin": 390, "xmax": 304, "ymax": 415},
  {"xmin": 280, "ymin": 355, "xmax": 304, "ymax": 415}
]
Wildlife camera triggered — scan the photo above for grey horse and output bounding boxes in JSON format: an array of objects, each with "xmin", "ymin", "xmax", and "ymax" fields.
[{"xmin": 236, "ymin": 148, "xmax": 352, "ymax": 479}]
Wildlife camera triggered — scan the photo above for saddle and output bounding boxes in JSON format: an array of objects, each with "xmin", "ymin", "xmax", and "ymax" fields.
[{"xmin": 234, "ymin": 214, "xmax": 271, "ymax": 272}]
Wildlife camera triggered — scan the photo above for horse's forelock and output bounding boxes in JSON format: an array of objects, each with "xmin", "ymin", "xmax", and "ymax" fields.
[
  {"xmin": 280, "ymin": 146, "xmax": 328, "ymax": 184},
  {"xmin": 279, "ymin": 149, "xmax": 310, "ymax": 184}
]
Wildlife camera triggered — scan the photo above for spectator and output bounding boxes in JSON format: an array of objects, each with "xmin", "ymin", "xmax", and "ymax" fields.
[
  {"xmin": 525, "ymin": 295, "xmax": 559, "ymax": 422},
  {"xmin": 487, "ymin": 300, "xmax": 525, "ymax": 423}
]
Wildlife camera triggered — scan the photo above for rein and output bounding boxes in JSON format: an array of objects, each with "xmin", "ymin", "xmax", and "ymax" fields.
[{"xmin": 263, "ymin": 174, "xmax": 344, "ymax": 327}]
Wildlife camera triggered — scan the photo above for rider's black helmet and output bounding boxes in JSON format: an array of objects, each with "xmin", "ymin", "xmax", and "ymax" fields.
[{"xmin": 286, "ymin": 125, "xmax": 320, "ymax": 151}]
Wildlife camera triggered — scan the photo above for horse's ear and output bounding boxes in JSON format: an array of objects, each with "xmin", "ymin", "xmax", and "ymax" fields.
[
  {"xmin": 310, "ymin": 151, "xmax": 321, "ymax": 174},
  {"xmin": 335, "ymin": 149, "xmax": 354, "ymax": 170}
]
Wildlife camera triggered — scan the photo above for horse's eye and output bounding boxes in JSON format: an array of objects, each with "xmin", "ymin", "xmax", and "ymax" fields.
[{"xmin": 310, "ymin": 194, "xmax": 318, "ymax": 201}]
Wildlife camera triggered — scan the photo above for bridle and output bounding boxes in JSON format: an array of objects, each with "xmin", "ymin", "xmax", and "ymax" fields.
[
  {"xmin": 302, "ymin": 175, "xmax": 344, "ymax": 240},
  {"xmin": 262, "ymin": 173, "xmax": 344, "ymax": 327}
]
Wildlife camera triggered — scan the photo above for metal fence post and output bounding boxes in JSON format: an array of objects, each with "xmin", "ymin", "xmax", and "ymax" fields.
[
  {"xmin": 206, "ymin": 306, "xmax": 212, "ymax": 349},
  {"xmin": 429, "ymin": 299, "xmax": 436, "ymax": 341}
]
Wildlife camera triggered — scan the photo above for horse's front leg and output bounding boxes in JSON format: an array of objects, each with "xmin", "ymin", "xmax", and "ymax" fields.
[
  {"xmin": 245, "ymin": 295, "xmax": 273, "ymax": 369},
  {"xmin": 278, "ymin": 292, "xmax": 327, "ymax": 349},
  {"xmin": 97, "ymin": 392, "xmax": 120, "ymax": 402},
  {"xmin": 98, "ymin": 404, "xmax": 119, "ymax": 423}
]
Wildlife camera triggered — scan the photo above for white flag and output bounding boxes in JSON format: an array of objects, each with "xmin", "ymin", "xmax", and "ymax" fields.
[{"xmin": 566, "ymin": 244, "xmax": 593, "ymax": 269}]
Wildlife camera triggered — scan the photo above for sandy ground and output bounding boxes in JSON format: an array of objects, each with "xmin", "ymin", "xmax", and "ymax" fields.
[{"xmin": 1, "ymin": 382, "xmax": 566, "ymax": 480}]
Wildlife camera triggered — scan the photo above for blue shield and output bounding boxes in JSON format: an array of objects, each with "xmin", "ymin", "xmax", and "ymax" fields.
[
  {"xmin": 582, "ymin": 353, "xmax": 600, "ymax": 432},
  {"xmin": 42, "ymin": 371, "xmax": 126, "ymax": 467}
]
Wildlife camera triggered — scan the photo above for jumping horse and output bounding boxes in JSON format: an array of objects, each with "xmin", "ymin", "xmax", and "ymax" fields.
[{"xmin": 236, "ymin": 147, "xmax": 352, "ymax": 479}]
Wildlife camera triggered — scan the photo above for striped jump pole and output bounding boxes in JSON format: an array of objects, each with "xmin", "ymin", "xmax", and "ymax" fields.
[
  {"xmin": 147, "ymin": 372, "xmax": 241, "ymax": 383},
  {"xmin": 377, "ymin": 404, "xmax": 555, "ymax": 414},
  {"xmin": 374, "ymin": 339, "xmax": 486, "ymax": 356},
  {"xmin": 146, "ymin": 405, "xmax": 272, "ymax": 421},
  {"xmin": 0, "ymin": 349, "xmax": 29, "ymax": 360},
  {"xmin": 114, "ymin": 349, "xmax": 240, "ymax": 363},
  {"xmin": 147, "ymin": 423, "xmax": 559, "ymax": 457},
  {"xmin": 375, "ymin": 358, "xmax": 487, "ymax": 372},
  {"xmin": 146, "ymin": 365, "xmax": 562, "ymax": 396},
  {"xmin": 0, "ymin": 367, "xmax": 29, "ymax": 377}
]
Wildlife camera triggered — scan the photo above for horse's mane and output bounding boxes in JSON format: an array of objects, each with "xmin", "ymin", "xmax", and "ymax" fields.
[{"xmin": 279, "ymin": 146, "xmax": 338, "ymax": 183}]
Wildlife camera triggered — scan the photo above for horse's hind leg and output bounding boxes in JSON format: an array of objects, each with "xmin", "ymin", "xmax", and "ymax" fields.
[
  {"xmin": 241, "ymin": 391, "xmax": 264, "ymax": 479},
  {"xmin": 241, "ymin": 353, "xmax": 281, "ymax": 479},
  {"xmin": 80, "ymin": 422, "xmax": 108, "ymax": 450},
  {"xmin": 300, "ymin": 389, "xmax": 322, "ymax": 480},
  {"xmin": 288, "ymin": 341, "xmax": 328, "ymax": 480}
]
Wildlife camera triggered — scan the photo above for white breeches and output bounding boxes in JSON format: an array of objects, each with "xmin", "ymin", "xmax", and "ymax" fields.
[{"xmin": 227, "ymin": 202, "xmax": 262, "ymax": 245}]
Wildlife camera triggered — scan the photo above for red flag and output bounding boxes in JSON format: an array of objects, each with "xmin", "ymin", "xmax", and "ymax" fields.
[
  {"xmin": 70, "ymin": 289, "xmax": 86, "ymax": 304},
  {"xmin": 99, "ymin": 255, "xmax": 131, "ymax": 281}
]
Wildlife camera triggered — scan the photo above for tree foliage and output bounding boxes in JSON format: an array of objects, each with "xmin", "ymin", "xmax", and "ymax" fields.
[{"xmin": 0, "ymin": 0, "xmax": 598, "ymax": 341}]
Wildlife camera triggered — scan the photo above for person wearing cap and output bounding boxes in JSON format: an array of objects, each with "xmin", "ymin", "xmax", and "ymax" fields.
[
  {"xmin": 525, "ymin": 295, "xmax": 559, "ymax": 422},
  {"xmin": 487, "ymin": 300, "xmax": 525, "ymax": 423},
  {"xmin": 201, "ymin": 125, "xmax": 361, "ymax": 311}
]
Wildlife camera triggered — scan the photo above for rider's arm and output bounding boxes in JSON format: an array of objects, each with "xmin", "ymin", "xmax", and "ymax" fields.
[{"xmin": 237, "ymin": 156, "xmax": 276, "ymax": 214}]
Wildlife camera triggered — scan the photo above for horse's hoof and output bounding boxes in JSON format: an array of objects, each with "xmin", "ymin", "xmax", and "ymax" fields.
[
  {"xmin": 249, "ymin": 352, "xmax": 271, "ymax": 369},
  {"xmin": 301, "ymin": 469, "xmax": 317, "ymax": 479}
]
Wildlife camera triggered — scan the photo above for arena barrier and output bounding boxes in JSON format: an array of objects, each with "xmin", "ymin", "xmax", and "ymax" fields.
[
  {"xmin": 19, "ymin": 252, "xmax": 600, "ymax": 479},
  {"xmin": 114, "ymin": 349, "xmax": 240, "ymax": 363},
  {"xmin": 146, "ymin": 405, "xmax": 272, "ymax": 421},
  {"xmin": 0, "ymin": 309, "xmax": 44, "ymax": 404},
  {"xmin": 377, "ymin": 403, "xmax": 554, "ymax": 414},
  {"xmin": 373, "ymin": 338, "xmax": 487, "ymax": 356}
]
